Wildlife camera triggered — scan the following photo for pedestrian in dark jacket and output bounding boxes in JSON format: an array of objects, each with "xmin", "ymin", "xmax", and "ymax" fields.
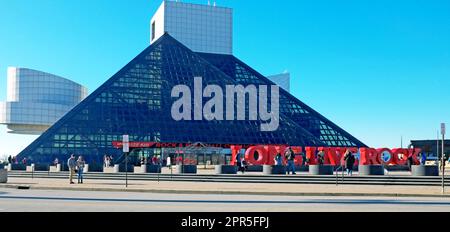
[{"xmin": 344, "ymin": 150, "xmax": 355, "ymax": 176}]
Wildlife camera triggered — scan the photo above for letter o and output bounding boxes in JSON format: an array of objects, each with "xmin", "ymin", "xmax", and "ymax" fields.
[
  {"xmin": 245, "ymin": 146, "xmax": 268, "ymax": 165},
  {"xmin": 376, "ymin": 148, "xmax": 393, "ymax": 165}
]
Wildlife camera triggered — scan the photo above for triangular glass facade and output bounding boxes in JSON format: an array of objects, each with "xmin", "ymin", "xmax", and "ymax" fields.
[
  {"xmin": 18, "ymin": 34, "xmax": 343, "ymax": 164},
  {"xmin": 197, "ymin": 53, "xmax": 367, "ymax": 148}
]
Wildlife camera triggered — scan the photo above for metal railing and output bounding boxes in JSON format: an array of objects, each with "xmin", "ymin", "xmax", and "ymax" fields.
[{"xmin": 335, "ymin": 165, "xmax": 345, "ymax": 186}]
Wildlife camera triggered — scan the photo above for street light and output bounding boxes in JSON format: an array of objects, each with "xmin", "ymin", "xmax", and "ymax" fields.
[{"xmin": 441, "ymin": 123, "xmax": 446, "ymax": 194}]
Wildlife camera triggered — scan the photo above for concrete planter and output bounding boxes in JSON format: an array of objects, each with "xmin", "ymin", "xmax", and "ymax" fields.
[
  {"xmin": 103, "ymin": 167, "xmax": 115, "ymax": 173},
  {"xmin": 114, "ymin": 164, "xmax": 134, "ymax": 173},
  {"xmin": 49, "ymin": 164, "xmax": 62, "ymax": 172},
  {"xmin": 86, "ymin": 164, "xmax": 103, "ymax": 173},
  {"xmin": 26, "ymin": 164, "xmax": 49, "ymax": 172},
  {"xmin": 309, "ymin": 165, "xmax": 334, "ymax": 175},
  {"xmin": 412, "ymin": 165, "xmax": 439, "ymax": 176},
  {"xmin": 359, "ymin": 165, "xmax": 384, "ymax": 176},
  {"xmin": 215, "ymin": 165, "xmax": 237, "ymax": 175},
  {"xmin": 176, "ymin": 165, "xmax": 197, "ymax": 174},
  {"xmin": 136, "ymin": 165, "xmax": 162, "ymax": 174},
  {"xmin": 246, "ymin": 165, "xmax": 263, "ymax": 172},
  {"xmin": 0, "ymin": 169, "xmax": 7, "ymax": 183},
  {"xmin": 263, "ymin": 165, "xmax": 286, "ymax": 175},
  {"xmin": 10, "ymin": 164, "xmax": 26, "ymax": 171}
]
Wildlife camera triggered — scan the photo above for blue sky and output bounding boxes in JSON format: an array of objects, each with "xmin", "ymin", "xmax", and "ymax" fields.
[{"xmin": 0, "ymin": 0, "xmax": 449, "ymax": 156}]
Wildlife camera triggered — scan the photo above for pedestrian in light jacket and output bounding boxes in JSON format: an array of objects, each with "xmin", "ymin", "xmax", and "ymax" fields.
[{"xmin": 67, "ymin": 154, "xmax": 77, "ymax": 184}]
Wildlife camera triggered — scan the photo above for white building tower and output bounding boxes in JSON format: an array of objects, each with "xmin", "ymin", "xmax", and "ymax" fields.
[{"xmin": 150, "ymin": 0, "xmax": 233, "ymax": 55}]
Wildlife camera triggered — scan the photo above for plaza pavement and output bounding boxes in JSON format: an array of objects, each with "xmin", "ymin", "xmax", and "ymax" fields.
[{"xmin": 1, "ymin": 176, "xmax": 450, "ymax": 198}]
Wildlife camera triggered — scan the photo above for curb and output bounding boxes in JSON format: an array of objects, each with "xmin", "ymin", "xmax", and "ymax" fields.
[{"xmin": 1, "ymin": 184, "xmax": 449, "ymax": 199}]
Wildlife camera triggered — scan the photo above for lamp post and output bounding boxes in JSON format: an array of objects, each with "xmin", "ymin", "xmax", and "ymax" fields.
[
  {"xmin": 123, "ymin": 135, "xmax": 130, "ymax": 188},
  {"xmin": 441, "ymin": 123, "xmax": 446, "ymax": 194}
]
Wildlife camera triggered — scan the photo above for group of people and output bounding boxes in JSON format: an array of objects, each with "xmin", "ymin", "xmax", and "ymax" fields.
[
  {"xmin": 103, "ymin": 155, "xmax": 114, "ymax": 168},
  {"xmin": 7, "ymin": 155, "xmax": 27, "ymax": 165},
  {"xmin": 140, "ymin": 156, "xmax": 162, "ymax": 166},
  {"xmin": 274, "ymin": 147, "xmax": 297, "ymax": 175},
  {"xmin": 235, "ymin": 148, "xmax": 359, "ymax": 176},
  {"xmin": 67, "ymin": 155, "xmax": 86, "ymax": 184}
]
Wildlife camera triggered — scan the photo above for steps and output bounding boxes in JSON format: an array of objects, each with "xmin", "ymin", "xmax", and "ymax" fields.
[{"xmin": 7, "ymin": 171, "xmax": 450, "ymax": 187}]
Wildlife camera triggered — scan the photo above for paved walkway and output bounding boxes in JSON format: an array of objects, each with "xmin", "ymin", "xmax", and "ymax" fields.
[
  {"xmin": 2, "ymin": 177, "xmax": 450, "ymax": 198},
  {"xmin": 1, "ymin": 188, "xmax": 450, "ymax": 212}
]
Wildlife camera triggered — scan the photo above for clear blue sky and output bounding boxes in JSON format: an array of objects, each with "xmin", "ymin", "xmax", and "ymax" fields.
[{"xmin": 0, "ymin": 0, "xmax": 449, "ymax": 156}]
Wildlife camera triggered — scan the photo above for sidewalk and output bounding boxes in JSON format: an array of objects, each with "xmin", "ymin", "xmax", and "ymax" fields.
[{"xmin": 1, "ymin": 177, "xmax": 450, "ymax": 198}]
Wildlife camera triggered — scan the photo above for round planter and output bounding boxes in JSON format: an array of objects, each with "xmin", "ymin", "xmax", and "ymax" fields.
[
  {"xmin": 263, "ymin": 165, "xmax": 286, "ymax": 175},
  {"xmin": 176, "ymin": 165, "xmax": 197, "ymax": 174},
  {"xmin": 215, "ymin": 165, "xmax": 237, "ymax": 175},
  {"xmin": 412, "ymin": 165, "xmax": 439, "ymax": 176},
  {"xmin": 309, "ymin": 165, "xmax": 334, "ymax": 175},
  {"xmin": 359, "ymin": 165, "xmax": 385, "ymax": 176}
]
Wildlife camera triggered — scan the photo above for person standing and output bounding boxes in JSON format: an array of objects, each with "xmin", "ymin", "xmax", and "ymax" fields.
[
  {"xmin": 7, "ymin": 155, "xmax": 12, "ymax": 164},
  {"xmin": 285, "ymin": 147, "xmax": 296, "ymax": 175},
  {"xmin": 344, "ymin": 150, "xmax": 355, "ymax": 176},
  {"xmin": 76, "ymin": 156, "xmax": 86, "ymax": 184},
  {"xmin": 103, "ymin": 155, "xmax": 108, "ymax": 168},
  {"xmin": 317, "ymin": 150, "xmax": 325, "ymax": 166},
  {"xmin": 420, "ymin": 152, "xmax": 427, "ymax": 166},
  {"xmin": 67, "ymin": 154, "xmax": 77, "ymax": 184},
  {"xmin": 109, "ymin": 156, "xmax": 114, "ymax": 167},
  {"xmin": 238, "ymin": 157, "xmax": 247, "ymax": 174},
  {"xmin": 274, "ymin": 153, "xmax": 283, "ymax": 166}
]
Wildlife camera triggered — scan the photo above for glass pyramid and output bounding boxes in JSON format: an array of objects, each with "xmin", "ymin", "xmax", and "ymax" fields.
[{"xmin": 19, "ymin": 33, "xmax": 359, "ymax": 164}]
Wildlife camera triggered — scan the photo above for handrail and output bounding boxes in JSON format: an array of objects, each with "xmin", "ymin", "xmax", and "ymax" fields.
[{"xmin": 335, "ymin": 165, "xmax": 345, "ymax": 186}]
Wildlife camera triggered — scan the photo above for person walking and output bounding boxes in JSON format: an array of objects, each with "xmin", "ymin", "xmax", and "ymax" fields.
[
  {"xmin": 344, "ymin": 150, "xmax": 355, "ymax": 176},
  {"xmin": 285, "ymin": 147, "xmax": 296, "ymax": 175},
  {"xmin": 76, "ymin": 156, "xmax": 86, "ymax": 184},
  {"xmin": 7, "ymin": 155, "xmax": 12, "ymax": 164},
  {"xmin": 67, "ymin": 154, "xmax": 77, "ymax": 184}
]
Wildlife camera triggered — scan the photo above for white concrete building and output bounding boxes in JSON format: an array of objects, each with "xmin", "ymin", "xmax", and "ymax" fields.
[
  {"xmin": 150, "ymin": 0, "xmax": 233, "ymax": 55},
  {"xmin": 0, "ymin": 67, "xmax": 88, "ymax": 134},
  {"xmin": 267, "ymin": 72, "xmax": 291, "ymax": 93}
]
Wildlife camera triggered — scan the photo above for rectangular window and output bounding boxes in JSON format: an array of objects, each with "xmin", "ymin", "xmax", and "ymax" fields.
[{"xmin": 151, "ymin": 21, "xmax": 156, "ymax": 41}]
